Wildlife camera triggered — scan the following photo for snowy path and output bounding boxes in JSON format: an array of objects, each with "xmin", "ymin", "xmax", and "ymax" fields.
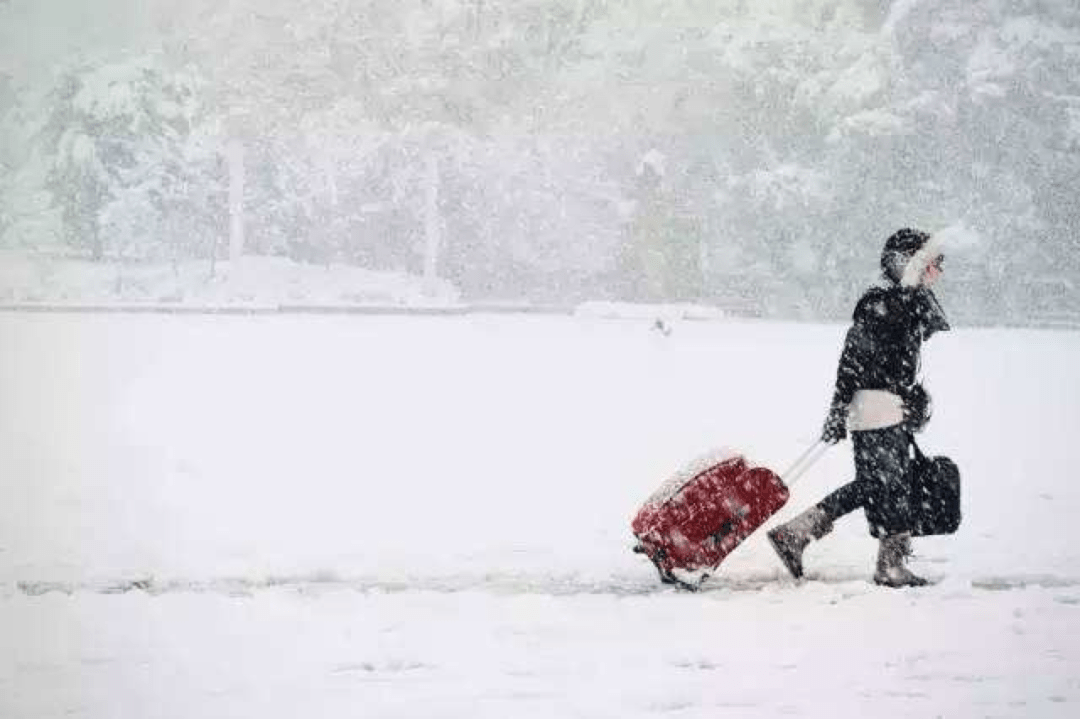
[
  {"xmin": 2, "ymin": 313, "xmax": 1079, "ymax": 717},
  {"xmin": 11, "ymin": 567, "xmax": 1080, "ymax": 598},
  {"xmin": 5, "ymin": 582, "xmax": 1078, "ymax": 718}
]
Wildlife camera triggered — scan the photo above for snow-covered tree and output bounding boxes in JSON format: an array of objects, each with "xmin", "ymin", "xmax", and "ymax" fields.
[
  {"xmin": 5, "ymin": 0, "xmax": 1077, "ymax": 318},
  {"xmin": 40, "ymin": 53, "xmax": 212, "ymax": 261}
]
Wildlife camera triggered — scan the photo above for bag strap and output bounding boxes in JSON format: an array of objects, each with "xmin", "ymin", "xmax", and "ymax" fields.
[{"xmin": 907, "ymin": 432, "xmax": 928, "ymax": 463}]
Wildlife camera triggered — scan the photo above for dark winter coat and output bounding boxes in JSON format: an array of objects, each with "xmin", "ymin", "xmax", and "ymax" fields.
[
  {"xmin": 826, "ymin": 284, "xmax": 950, "ymax": 430},
  {"xmin": 816, "ymin": 284, "xmax": 951, "ymax": 536}
]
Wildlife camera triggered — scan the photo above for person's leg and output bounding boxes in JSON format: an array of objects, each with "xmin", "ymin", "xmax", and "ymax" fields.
[
  {"xmin": 853, "ymin": 427, "xmax": 927, "ymax": 587},
  {"xmin": 853, "ymin": 426, "xmax": 914, "ymax": 536},
  {"xmin": 816, "ymin": 478, "xmax": 872, "ymax": 522},
  {"xmin": 769, "ymin": 426, "xmax": 921, "ymax": 581},
  {"xmin": 767, "ymin": 453, "xmax": 879, "ymax": 579}
]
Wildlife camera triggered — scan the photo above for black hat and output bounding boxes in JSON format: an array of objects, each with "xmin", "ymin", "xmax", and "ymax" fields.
[{"xmin": 881, "ymin": 228, "xmax": 940, "ymax": 286}]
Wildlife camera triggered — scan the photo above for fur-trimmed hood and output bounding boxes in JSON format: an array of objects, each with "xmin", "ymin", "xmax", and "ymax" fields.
[
  {"xmin": 900, "ymin": 233, "xmax": 945, "ymax": 288},
  {"xmin": 880, "ymin": 228, "xmax": 945, "ymax": 288}
]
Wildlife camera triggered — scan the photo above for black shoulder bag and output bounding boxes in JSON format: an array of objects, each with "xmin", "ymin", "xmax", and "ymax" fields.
[{"xmin": 907, "ymin": 435, "xmax": 962, "ymax": 536}]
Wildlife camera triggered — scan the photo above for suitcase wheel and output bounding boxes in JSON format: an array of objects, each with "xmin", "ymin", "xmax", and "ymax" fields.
[{"xmin": 634, "ymin": 543, "xmax": 707, "ymax": 591}]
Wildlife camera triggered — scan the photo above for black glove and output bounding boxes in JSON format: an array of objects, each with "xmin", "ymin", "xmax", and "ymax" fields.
[
  {"xmin": 902, "ymin": 384, "xmax": 932, "ymax": 433},
  {"xmin": 821, "ymin": 404, "xmax": 848, "ymax": 444}
]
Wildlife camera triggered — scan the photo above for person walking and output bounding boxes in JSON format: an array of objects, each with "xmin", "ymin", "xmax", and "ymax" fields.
[{"xmin": 768, "ymin": 228, "xmax": 950, "ymax": 587}]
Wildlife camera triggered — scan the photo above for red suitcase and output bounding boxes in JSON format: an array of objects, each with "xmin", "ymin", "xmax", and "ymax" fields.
[{"xmin": 632, "ymin": 444, "xmax": 824, "ymax": 589}]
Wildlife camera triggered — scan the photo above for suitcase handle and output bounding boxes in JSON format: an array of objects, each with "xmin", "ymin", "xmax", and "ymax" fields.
[{"xmin": 781, "ymin": 441, "xmax": 829, "ymax": 486}]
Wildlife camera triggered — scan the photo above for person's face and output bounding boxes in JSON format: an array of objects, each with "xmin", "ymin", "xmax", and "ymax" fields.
[{"xmin": 922, "ymin": 255, "xmax": 944, "ymax": 286}]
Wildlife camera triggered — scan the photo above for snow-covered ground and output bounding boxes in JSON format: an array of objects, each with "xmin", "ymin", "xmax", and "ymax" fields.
[
  {"xmin": 2, "ymin": 311, "xmax": 1079, "ymax": 718},
  {"xmin": 0, "ymin": 252, "xmax": 460, "ymax": 307}
]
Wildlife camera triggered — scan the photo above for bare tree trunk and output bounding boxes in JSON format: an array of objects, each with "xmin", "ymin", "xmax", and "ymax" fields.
[
  {"xmin": 227, "ymin": 138, "xmax": 245, "ymax": 277},
  {"xmin": 324, "ymin": 153, "xmax": 338, "ymax": 208},
  {"xmin": 316, "ymin": 153, "xmax": 339, "ymax": 268},
  {"xmin": 574, "ymin": 0, "xmax": 590, "ymax": 33},
  {"xmin": 472, "ymin": 0, "xmax": 484, "ymax": 40},
  {"xmin": 90, "ymin": 230, "xmax": 103, "ymax": 262},
  {"xmin": 422, "ymin": 153, "xmax": 441, "ymax": 297}
]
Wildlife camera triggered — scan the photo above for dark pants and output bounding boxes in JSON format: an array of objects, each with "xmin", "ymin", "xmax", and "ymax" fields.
[{"xmin": 817, "ymin": 425, "xmax": 914, "ymax": 537}]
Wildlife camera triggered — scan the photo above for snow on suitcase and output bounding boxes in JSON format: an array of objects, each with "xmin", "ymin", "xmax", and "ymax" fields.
[{"xmin": 631, "ymin": 445, "xmax": 823, "ymax": 590}]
